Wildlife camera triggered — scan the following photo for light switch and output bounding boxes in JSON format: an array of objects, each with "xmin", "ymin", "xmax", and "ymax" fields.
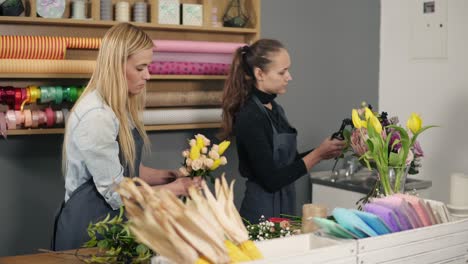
[{"xmin": 410, "ymin": 0, "xmax": 448, "ymax": 59}]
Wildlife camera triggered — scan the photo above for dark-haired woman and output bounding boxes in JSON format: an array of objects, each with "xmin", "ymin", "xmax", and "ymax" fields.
[{"xmin": 220, "ymin": 39, "xmax": 345, "ymax": 223}]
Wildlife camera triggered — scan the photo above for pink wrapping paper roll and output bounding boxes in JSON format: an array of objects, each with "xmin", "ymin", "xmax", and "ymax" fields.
[
  {"xmin": 0, "ymin": 59, "xmax": 95, "ymax": 73},
  {"xmin": 153, "ymin": 52, "xmax": 233, "ymax": 64},
  {"xmin": 148, "ymin": 61, "xmax": 229, "ymax": 75},
  {"xmin": 153, "ymin": 40, "xmax": 245, "ymax": 53}
]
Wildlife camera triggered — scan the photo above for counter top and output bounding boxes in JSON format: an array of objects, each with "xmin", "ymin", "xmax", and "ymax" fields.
[
  {"xmin": 0, "ymin": 248, "xmax": 97, "ymax": 264},
  {"xmin": 310, "ymin": 170, "xmax": 432, "ymax": 194}
]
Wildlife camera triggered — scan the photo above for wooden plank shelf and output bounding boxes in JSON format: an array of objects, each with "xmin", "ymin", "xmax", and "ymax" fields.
[
  {"xmin": 0, "ymin": 74, "xmax": 227, "ymax": 80},
  {"xmin": 0, "ymin": 16, "xmax": 257, "ymax": 34},
  {"xmin": 6, "ymin": 123, "xmax": 221, "ymax": 135}
]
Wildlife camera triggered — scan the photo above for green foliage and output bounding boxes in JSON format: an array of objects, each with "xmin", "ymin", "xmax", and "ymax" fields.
[{"xmin": 82, "ymin": 207, "xmax": 153, "ymax": 264}]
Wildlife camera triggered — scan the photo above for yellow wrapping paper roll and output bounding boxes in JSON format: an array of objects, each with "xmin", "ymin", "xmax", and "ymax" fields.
[
  {"xmin": 145, "ymin": 90, "xmax": 222, "ymax": 107},
  {"xmin": 0, "ymin": 59, "xmax": 95, "ymax": 74}
]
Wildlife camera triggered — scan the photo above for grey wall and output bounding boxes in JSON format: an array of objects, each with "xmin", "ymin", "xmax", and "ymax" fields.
[{"xmin": 0, "ymin": 1, "xmax": 379, "ymax": 256}]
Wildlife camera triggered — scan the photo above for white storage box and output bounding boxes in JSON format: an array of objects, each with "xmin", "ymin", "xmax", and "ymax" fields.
[
  {"xmin": 251, "ymin": 233, "xmax": 356, "ymax": 263},
  {"xmin": 357, "ymin": 219, "xmax": 468, "ymax": 263}
]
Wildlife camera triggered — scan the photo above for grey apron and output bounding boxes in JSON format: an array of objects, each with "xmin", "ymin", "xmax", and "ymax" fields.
[
  {"xmin": 240, "ymin": 96, "xmax": 298, "ymax": 224},
  {"xmin": 51, "ymin": 128, "xmax": 143, "ymax": 251}
]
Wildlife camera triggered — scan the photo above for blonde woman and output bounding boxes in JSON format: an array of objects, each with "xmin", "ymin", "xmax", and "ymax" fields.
[{"xmin": 52, "ymin": 23, "xmax": 199, "ymax": 250}]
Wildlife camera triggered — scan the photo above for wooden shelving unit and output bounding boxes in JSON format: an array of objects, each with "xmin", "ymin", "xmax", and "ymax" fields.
[{"xmin": 0, "ymin": 0, "xmax": 260, "ymax": 135}]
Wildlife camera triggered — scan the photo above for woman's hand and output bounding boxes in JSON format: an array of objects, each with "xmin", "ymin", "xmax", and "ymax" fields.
[
  {"xmin": 302, "ymin": 137, "xmax": 346, "ymax": 170},
  {"xmin": 316, "ymin": 137, "xmax": 346, "ymax": 160},
  {"xmin": 158, "ymin": 176, "xmax": 202, "ymax": 196}
]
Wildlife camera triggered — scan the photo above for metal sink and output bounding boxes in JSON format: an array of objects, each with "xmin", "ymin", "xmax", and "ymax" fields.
[{"xmin": 310, "ymin": 170, "xmax": 432, "ymax": 192}]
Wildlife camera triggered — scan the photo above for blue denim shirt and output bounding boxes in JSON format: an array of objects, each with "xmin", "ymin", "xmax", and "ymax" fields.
[{"xmin": 64, "ymin": 90, "xmax": 124, "ymax": 210}]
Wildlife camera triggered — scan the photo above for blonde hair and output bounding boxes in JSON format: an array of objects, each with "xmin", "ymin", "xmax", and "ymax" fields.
[{"xmin": 62, "ymin": 23, "xmax": 153, "ymax": 177}]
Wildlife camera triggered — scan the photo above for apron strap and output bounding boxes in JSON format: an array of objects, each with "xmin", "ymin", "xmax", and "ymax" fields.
[{"xmin": 252, "ymin": 95, "xmax": 278, "ymax": 134}]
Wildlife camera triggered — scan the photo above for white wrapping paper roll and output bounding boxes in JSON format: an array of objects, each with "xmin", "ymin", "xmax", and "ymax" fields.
[
  {"xmin": 142, "ymin": 108, "xmax": 221, "ymax": 125},
  {"xmin": 450, "ymin": 173, "xmax": 468, "ymax": 207}
]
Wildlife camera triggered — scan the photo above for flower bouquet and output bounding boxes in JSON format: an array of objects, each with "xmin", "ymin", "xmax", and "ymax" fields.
[
  {"xmin": 178, "ymin": 133, "xmax": 230, "ymax": 183},
  {"xmin": 245, "ymin": 216, "xmax": 302, "ymax": 241},
  {"xmin": 345, "ymin": 102, "xmax": 437, "ymax": 197}
]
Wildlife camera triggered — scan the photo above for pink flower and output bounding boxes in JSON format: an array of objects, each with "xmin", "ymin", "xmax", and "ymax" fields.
[
  {"xmin": 413, "ymin": 140, "xmax": 424, "ymax": 157},
  {"xmin": 350, "ymin": 128, "xmax": 368, "ymax": 156}
]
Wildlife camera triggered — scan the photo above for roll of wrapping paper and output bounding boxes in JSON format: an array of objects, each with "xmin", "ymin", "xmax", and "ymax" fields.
[
  {"xmin": 148, "ymin": 61, "xmax": 230, "ymax": 75},
  {"xmin": 0, "ymin": 36, "xmax": 101, "ymax": 59},
  {"xmin": 153, "ymin": 52, "xmax": 233, "ymax": 64},
  {"xmin": 64, "ymin": 37, "xmax": 101, "ymax": 49},
  {"xmin": 153, "ymin": 40, "xmax": 245, "ymax": 53},
  {"xmin": 0, "ymin": 59, "xmax": 95, "ymax": 73},
  {"xmin": 142, "ymin": 108, "xmax": 221, "ymax": 125},
  {"xmin": 0, "ymin": 36, "xmax": 66, "ymax": 60},
  {"xmin": 145, "ymin": 90, "xmax": 222, "ymax": 107}
]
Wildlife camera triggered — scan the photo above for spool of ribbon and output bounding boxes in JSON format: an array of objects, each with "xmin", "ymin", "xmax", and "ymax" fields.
[
  {"xmin": 45, "ymin": 107, "xmax": 55, "ymax": 127},
  {"xmin": 23, "ymin": 109, "xmax": 32, "ymax": 128},
  {"xmin": 14, "ymin": 110, "xmax": 24, "ymax": 126},
  {"xmin": 31, "ymin": 110, "xmax": 40, "ymax": 128},
  {"xmin": 5, "ymin": 110, "xmax": 16, "ymax": 130},
  {"xmin": 28, "ymin": 86, "xmax": 40, "ymax": 103},
  {"xmin": 0, "ymin": 87, "xmax": 16, "ymax": 108},
  {"xmin": 55, "ymin": 86, "xmax": 63, "ymax": 104},
  {"xmin": 62, "ymin": 108, "xmax": 70, "ymax": 125},
  {"xmin": 14, "ymin": 88, "xmax": 22, "ymax": 110},
  {"xmin": 55, "ymin": 110, "xmax": 64, "ymax": 125},
  {"xmin": 0, "ymin": 112, "xmax": 7, "ymax": 138}
]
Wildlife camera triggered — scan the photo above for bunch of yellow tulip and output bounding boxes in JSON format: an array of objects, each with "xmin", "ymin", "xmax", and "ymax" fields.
[
  {"xmin": 179, "ymin": 134, "xmax": 231, "ymax": 183},
  {"xmin": 350, "ymin": 105, "xmax": 436, "ymax": 196}
]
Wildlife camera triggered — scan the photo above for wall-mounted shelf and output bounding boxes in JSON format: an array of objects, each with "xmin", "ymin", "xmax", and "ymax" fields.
[
  {"xmin": 0, "ymin": 16, "xmax": 257, "ymax": 34},
  {"xmin": 0, "ymin": 73, "xmax": 227, "ymax": 80},
  {"xmin": 6, "ymin": 123, "xmax": 221, "ymax": 135}
]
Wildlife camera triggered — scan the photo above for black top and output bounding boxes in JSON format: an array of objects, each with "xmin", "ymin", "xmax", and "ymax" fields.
[{"xmin": 234, "ymin": 89, "xmax": 311, "ymax": 193}]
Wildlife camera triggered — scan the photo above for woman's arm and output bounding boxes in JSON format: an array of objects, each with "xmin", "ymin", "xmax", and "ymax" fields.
[
  {"xmin": 139, "ymin": 163, "xmax": 201, "ymax": 196},
  {"xmin": 139, "ymin": 163, "xmax": 177, "ymax": 185}
]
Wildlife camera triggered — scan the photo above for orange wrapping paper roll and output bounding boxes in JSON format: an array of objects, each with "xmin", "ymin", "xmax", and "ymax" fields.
[
  {"xmin": 62, "ymin": 37, "xmax": 101, "ymax": 49},
  {"xmin": 145, "ymin": 90, "xmax": 222, "ymax": 107},
  {"xmin": 0, "ymin": 59, "xmax": 95, "ymax": 74},
  {"xmin": 0, "ymin": 36, "xmax": 102, "ymax": 60},
  {"xmin": 0, "ymin": 36, "xmax": 67, "ymax": 60}
]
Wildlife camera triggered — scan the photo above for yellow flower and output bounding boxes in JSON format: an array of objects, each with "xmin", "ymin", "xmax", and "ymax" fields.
[
  {"xmin": 369, "ymin": 115, "xmax": 382, "ymax": 134},
  {"xmin": 210, "ymin": 159, "xmax": 221, "ymax": 170},
  {"xmin": 406, "ymin": 113, "xmax": 422, "ymax": 134},
  {"xmin": 352, "ymin": 109, "xmax": 362, "ymax": 129},
  {"xmin": 189, "ymin": 145, "xmax": 200, "ymax": 160},
  {"xmin": 364, "ymin": 107, "xmax": 374, "ymax": 120},
  {"xmin": 352, "ymin": 109, "xmax": 367, "ymax": 129},
  {"xmin": 196, "ymin": 135, "xmax": 204, "ymax": 149},
  {"xmin": 218, "ymin": 140, "xmax": 231, "ymax": 155}
]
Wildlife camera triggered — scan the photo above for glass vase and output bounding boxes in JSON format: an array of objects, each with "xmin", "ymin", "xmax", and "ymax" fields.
[{"xmin": 377, "ymin": 165, "xmax": 410, "ymax": 196}]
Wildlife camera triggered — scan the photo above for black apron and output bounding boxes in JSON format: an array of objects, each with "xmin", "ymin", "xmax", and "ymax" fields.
[
  {"xmin": 51, "ymin": 128, "xmax": 143, "ymax": 251},
  {"xmin": 240, "ymin": 96, "xmax": 298, "ymax": 224}
]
